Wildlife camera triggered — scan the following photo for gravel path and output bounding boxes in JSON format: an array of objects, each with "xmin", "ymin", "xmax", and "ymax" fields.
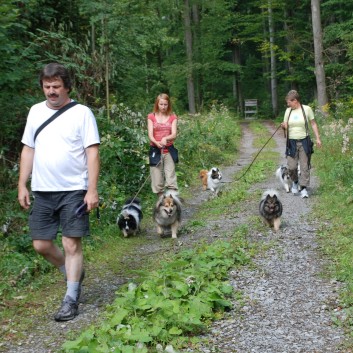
[
  {"xmin": 3, "ymin": 121, "xmax": 346, "ymax": 353},
  {"xmin": 184, "ymin": 121, "xmax": 346, "ymax": 353}
]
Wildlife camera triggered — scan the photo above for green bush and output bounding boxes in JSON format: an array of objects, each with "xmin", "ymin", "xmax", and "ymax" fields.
[
  {"xmin": 97, "ymin": 103, "xmax": 149, "ymax": 225},
  {"xmin": 313, "ymin": 104, "xmax": 353, "ymax": 334},
  {"xmin": 177, "ymin": 104, "xmax": 241, "ymax": 173}
]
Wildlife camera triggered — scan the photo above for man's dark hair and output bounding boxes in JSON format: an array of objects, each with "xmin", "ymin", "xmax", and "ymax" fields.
[{"xmin": 39, "ymin": 63, "xmax": 72, "ymax": 92}]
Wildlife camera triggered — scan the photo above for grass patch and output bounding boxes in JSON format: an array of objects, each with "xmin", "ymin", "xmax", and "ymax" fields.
[
  {"xmin": 250, "ymin": 121, "xmax": 278, "ymax": 150},
  {"xmin": 311, "ymin": 114, "xmax": 353, "ymax": 346}
]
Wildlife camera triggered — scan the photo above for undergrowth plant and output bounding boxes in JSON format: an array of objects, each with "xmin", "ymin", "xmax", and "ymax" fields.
[
  {"xmin": 312, "ymin": 104, "xmax": 353, "ymax": 338},
  {"xmin": 96, "ymin": 103, "xmax": 149, "ymax": 225},
  {"xmin": 177, "ymin": 104, "xmax": 241, "ymax": 172},
  {"xmin": 62, "ymin": 235, "xmax": 250, "ymax": 353}
]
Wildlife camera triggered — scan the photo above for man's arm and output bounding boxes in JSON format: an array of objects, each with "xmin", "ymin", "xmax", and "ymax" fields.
[
  {"xmin": 85, "ymin": 144, "xmax": 100, "ymax": 211},
  {"xmin": 18, "ymin": 145, "xmax": 34, "ymax": 209}
]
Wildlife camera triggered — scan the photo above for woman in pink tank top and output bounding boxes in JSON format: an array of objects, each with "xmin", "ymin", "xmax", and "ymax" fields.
[{"xmin": 147, "ymin": 93, "xmax": 178, "ymax": 198}]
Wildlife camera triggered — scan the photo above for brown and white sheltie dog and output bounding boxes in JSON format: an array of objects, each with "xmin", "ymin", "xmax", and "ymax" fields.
[
  {"xmin": 275, "ymin": 165, "xmax": 291, "ymax": 193},
  {"xmin": 199, "ymin": 168, "xmax": 223, "ymax": 195},
  {"xmin": 207, "ymin": 167, "xmax": 223, "ymax": 195},
  {"xmin": 153, "ymin": 193, "xmax": 182, "ymax": 239},
  {"xmin": 276, "ymin": 165, "xmax": 301, "ymax": 193},
  {"xmin": 259, "ymin": 189, "xmax": 283, "ymax": 232}
]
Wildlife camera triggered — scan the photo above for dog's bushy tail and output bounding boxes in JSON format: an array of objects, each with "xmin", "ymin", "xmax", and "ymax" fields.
[
  {"xmin": 124, "ymin": 197, "xmax": 141, "ymax": 205},
  {"xmin": 261, "ymin": 188, "xmax": 279, "ymax": 200}
]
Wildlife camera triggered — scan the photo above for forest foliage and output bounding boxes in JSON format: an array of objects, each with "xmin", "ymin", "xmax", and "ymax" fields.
[
  {"xmin": 1, "ymin": 0, "xmax": 353, "ymax": 319},
  {"xmin": 2, "ymin": 2, "xmax": 353, "ymax": 349},
  {"xmin": 1, "ymin": 0, "xmax": 353, "ymax": 149}
]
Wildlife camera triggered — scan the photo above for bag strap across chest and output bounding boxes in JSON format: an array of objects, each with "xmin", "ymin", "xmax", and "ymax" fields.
[{"xmin": 34, "ymin": 101, "xmax": 78, "ymax": 142}]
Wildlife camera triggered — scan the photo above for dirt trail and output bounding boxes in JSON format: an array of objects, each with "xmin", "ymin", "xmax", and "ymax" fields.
[
  {"xmin": 3, "ymin": 121, "xmax": 346, "ymax": 353},
  {"xmin": 186, "ymin": 121, "xmax": 346, "ymax": 352}
]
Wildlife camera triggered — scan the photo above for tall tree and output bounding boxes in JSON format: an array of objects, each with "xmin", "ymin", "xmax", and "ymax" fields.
[
  {"xmin": 183, "ymin": 0, "xmax": 196, "ymax": 114},
  {"xmin": 268, "ymin": 0, "xmax": 278, "ymax": 117},
  {"xmin": 232, "ymin": 43, "xmax": 243, "ymax": 115},
  {"xmin": 311, "ymin": 0, "xmax": 328, "ymax": 110}
]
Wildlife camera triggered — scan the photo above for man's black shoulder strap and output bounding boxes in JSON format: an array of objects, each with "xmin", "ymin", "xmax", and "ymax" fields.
[{"xmin": 34, "ymin": 101, "xmax": 78, "ymax": 142}]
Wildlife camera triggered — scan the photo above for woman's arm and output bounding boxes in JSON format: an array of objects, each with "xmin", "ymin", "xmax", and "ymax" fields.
[
  {"xmin": 148, "ymin": 119, "xmax": 164, "ymax": 148},
  {"xmin": 280, "ymin": 108, "xmax": 290, "ymax": 131},
  {"xmin": 160, "ymin": 119, "xmax": 177, "ymax": 146},
  {"xmin": 310, "ymin": 120, "xmax": 322, "ymax": 148}
]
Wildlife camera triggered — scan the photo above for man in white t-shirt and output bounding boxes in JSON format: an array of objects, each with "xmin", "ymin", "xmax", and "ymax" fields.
[{"xmin": 18, "ymin": 63, "xmax": 100, "ymax": 321}]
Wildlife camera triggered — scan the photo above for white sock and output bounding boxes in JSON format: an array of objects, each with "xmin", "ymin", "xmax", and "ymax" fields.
[{"xmin": 65, "ymin": 281, "xmax": 80, "ymax": 301}]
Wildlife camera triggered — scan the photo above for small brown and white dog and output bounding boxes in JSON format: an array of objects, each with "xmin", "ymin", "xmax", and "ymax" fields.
[
  {"xmin": 275, "ymin": 165, "xmax": 301, "ymax": 193},
  {"xmin": 259, "ymin": 189, "xmax": 283, "ymax": 231},
  {"xmin": 199, "ymin": 167, "xmax": 223, "ymax": 195},
  {"xmin": 275, "ymin": 165, "xmax": 291, "ymax": 193},
  {"xmin": 153, "ymin": 193, "xmax": 182, "ymax": 239}
]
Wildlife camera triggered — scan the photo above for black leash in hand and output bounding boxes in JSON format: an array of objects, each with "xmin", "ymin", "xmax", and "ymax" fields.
[
  {"xmin": 127, "ymin": 148, "xmax": 164, "ymax": 206},
  {"xmin": 234, "ymin": 123, "xmax": 283, "ymax": 182}
]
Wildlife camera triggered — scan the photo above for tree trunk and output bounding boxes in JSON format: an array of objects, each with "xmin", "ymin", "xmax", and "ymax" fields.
[
  {"xmin": 192, "ymin": 3, "xmax": 201, "ymax": 111},
  {"xmin": 262, "ymin": 7, "xmax": 271, "ymax": 94},
  {"xmin": 91, "ymin": 21, "xmax": 97, "ymax": 97},
  {"xmin": 184, "ymin": 0, "xmax": 196, "ymax": 114},
  {"xmin": 283, "ymin": 7, "xmax": 294, "ymax": 90},
  {"xmin": 268, "ymin": 0, "xmax": 278, "ymax": 118},
  {"xmin": 102, "ymin": 16, "xmax": 110, "ymax": 121},
  {"xmin": 232, "ymin": 45, "xmax": 243, "ymax": 115},
  {"xmin": 311, "ymin": 0, "xmax": 328, "ymax": 111}
]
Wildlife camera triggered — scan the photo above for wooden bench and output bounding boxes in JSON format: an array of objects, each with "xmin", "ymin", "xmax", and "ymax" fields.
[{"xmin": 244, "ymin": 99, "xmax": 258, "ymax": 119}]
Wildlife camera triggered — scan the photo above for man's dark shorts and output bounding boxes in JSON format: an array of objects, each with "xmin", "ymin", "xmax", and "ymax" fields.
[{"xmin": 29, "ymin": 190, "xmax": 90, "ymax": 240}]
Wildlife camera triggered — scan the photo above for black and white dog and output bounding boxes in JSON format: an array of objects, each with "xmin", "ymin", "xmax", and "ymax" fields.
[
  {"xmin": 207, "ymin": 167, "xmax": 223, "ymax": 196},
  {"xmin": 117, "ymin": 198, "xmax": 143, "ymax": 237}
]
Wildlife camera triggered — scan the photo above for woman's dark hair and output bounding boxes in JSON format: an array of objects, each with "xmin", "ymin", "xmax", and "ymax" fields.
[{"xmin": 39, "ymin": 63, "xmax": 72, "ymax": 92}]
